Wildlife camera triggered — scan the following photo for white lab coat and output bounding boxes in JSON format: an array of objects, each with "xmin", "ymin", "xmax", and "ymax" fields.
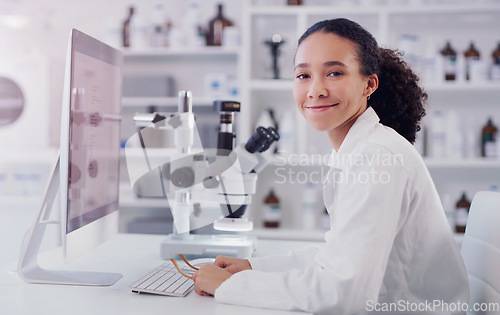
[{"xmin": 214, "ymin": 107, "xmax": 469, "ymax": 314}]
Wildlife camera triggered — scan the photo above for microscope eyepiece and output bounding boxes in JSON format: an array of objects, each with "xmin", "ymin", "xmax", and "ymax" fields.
[
  {"xmin": 245, "ymin": 127, "xmax": 269, "ymax": 153},
  {"xmin": 267, "ymin": 127, "xmax": 280, "ymax": 141},
  {"xmin": 245, "ymin": 126, "xmax": 280, "ymax": 153},
  {"xmin": 258, "ymin": 127, "xmax": 280, "ymax": 152}
]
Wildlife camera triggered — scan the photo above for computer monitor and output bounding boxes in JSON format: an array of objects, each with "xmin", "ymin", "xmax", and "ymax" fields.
[{"xmin": 18, "ymin": 29, "xmax": 123, "ymax": 286}]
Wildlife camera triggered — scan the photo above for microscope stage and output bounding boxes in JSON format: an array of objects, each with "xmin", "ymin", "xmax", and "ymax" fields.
[{"xmin": 160, "ymin": 234, "xmax": 256, "ymax": 259}]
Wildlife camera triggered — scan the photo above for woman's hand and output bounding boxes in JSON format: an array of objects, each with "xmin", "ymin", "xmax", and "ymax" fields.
[
  {"xmin": 214, "ymin": 255, "xmax": 252, "ymax": 274},
  {"xmin": 192, "ymin": 264, "xmax": 232, "ymax": 296},
  {"xmin": 192, "ymin": 256, "xmax": 252, "ymax": 296}
]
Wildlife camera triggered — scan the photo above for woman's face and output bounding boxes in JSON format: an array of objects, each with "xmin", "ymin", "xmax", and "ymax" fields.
[{"xmin": 293, "ymin": 32, "xmax": 375, "ymax": 145}]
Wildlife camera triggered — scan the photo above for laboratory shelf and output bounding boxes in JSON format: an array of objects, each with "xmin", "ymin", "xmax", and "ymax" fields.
[
  {"xmin": 0, "ymin": 196, "xmax": 41, "ymax": 207},
  {"xmin": 249, "ymin": 79, "xmax": 294, "ymax": 91},
  {"xmin": 0, "ymin": 147, "xmax": 58, "ymax": 164},
  {"xmin": 423, "ymin": 158, "xmax": 500, "ymax": 169},
  {"xmin": 385, "ymin": 3, "xmax": 500, "ymax": 15},
  {"xmin": 121, "ymin": 96, "xmax": 221, "ymax": 108},
  {"xmin": 248, "ymin": 3, "xmax": 500, "ymax": 16},
  {"xmin": 117, "ymin": 0, "xmax": 500, "ymax": 236},
  {"xmin": 122, "ymin": 147, "xmax": 218, "ymax": 158},
  {"xmin": 120, "ymin": 195, "xmax": 169, "ymax": 209},
  {"xmin": 119, "ymin": 182, "xmax": 168, "ymax": 209},
  {"xmin": 425, "ymin": 82, "xmax": 500, "ymax": 93},
  {"xmin": 121, "ymin": 46, "xmax": 241, "ymax": 57},
  {"xmin": 248, "ymin": 4, "xmax": 379, "ymax": 15}
]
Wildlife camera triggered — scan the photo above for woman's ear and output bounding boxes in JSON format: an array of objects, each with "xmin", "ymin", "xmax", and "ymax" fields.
[{"xmin": 365, "ymin": 74, "xmax": 379, "ymax": 98}]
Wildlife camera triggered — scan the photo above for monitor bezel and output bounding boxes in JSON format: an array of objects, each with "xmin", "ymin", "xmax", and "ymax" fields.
[
  {"xmin": 17, "ymin": 28, "xmax": 123, "ymax": 286},
  {"xmin": 59, "ymin": 28, "xmax": 123, "ymax": 263}
]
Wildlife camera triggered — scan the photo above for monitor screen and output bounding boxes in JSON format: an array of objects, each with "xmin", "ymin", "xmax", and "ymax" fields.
[
  {"xmin": 18, "ymin": 28, "xmax": 123, "ymax": 286},
  {"xmin": 60, "ymin": 29, "xmax": 122, "ymax": 262}
]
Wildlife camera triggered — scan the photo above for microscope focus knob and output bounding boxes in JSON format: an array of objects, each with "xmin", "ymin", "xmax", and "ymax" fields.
[
  {"xmin": 170, "ymin": 167, "xmax": 195, "ymax": 188},
  {"xmin": 203, "ymin": 176, "xmax": 219, "ymax": 189}
]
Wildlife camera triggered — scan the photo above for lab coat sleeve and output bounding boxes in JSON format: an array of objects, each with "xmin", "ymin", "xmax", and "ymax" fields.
[
  {"xmin": 248, "ymin": 244, "xmax": 323, "ymax": 272},
  {"xmin": 215, "ymin": 146, "xmax": 410, "ymax": 313}
]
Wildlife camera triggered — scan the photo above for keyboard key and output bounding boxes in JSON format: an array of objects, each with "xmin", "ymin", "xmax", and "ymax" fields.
[
  {"xmin": 136, "ymin": 270, "xmax": 167, "ymax": 289},
  {"xmin": 166, "ymin": 277, "xmax": 188, "ymax": 293},
  {"xmin": 148, "ymin": 273, "xmax": 176, "ymax": 290},
  {"xmin": 130, "ymin": 268, "xmax": 162, "ymax": 288},
  {"xmin": 174, "ymin": 278, "xmax": 195, "ymax": 295},
  {"xmin": 130, "ymin": 262, "xmax": 195, "ymax": 297},
  {"xmin": 156, "ymin": 273, "xmax": 183, "ymax": 292}
]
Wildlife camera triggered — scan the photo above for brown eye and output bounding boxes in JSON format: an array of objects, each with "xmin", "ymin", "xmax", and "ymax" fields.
[{"xmin": 328, "ymin": 71, "xmax": 343, "ymax": 77}]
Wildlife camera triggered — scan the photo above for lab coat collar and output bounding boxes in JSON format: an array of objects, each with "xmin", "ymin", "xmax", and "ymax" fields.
[
  {"xmin": 328, "ymin": 107, "xmax": 380, "ymax": 167},
  {"xmin": 337, "ymin": 106, "xmax": 380, "ymax": 155}
]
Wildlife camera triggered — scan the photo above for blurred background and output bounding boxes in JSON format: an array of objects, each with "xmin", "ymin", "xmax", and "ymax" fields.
[{"xmin": 1, "ymin": 0, "xmax": 500, "ymax": 264}]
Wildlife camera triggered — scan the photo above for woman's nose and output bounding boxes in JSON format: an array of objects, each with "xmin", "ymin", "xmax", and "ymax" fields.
[{"xmin": 307, "ymin": 78, "xmax": 328, "ymax": 99}]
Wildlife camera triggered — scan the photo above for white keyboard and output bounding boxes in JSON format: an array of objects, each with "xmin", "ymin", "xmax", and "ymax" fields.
[{"xmin": 130, "ymin": 262, "xmax": 195, "ymax": 297}]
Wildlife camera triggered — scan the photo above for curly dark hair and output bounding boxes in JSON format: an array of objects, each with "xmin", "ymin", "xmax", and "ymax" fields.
[{"xmin": 298, "ymin": 18, "xmax": 427, "ymax": 144}]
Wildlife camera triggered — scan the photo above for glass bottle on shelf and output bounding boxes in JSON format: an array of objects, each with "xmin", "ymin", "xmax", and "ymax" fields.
[
  {"xmin": 183, "ymin": 2, "xmax": 204, "ymax": 47},
  {"xmin": 490, "ymin": 42, "xmax": 500, "ymax": 81},
  {"xmin": 150, "ymin": 4, "xmax": 166, "ymax": 48},
  {"xmin": 481, "ymin": 117, "xmax": 498, "ymax": 158},
  {"xmin": 464, "ymin": 41, "xmax": 480, "ymax": 81},
  {"xmin": 263, "ymin": 189, "xmax": 281, "ymax": 228},
  {"xmin": 164, "ymin": 18, "xmax": 173, "ymax": 47},
  {"xmin": 442, "ymin": 194, "xmax": 455, "ymax": 231},
  {"xmin": 277, "ymin": 110, "xmax": 295, "ymax": 158},
  {"xmin": 302, "ymin": 182, "xmax": 318, "ymax": 230},
  {"xmin": 455, "ymin": 192, "xmax": 471, "ymax": 234},
  {"xmin": 207, "ymin": 3, "xmax": 233, "ymax": 46},
  {"xmin": 440, "ymin": 41, "xmax": 457, "ymax": 81},
  {"xmin": 430, "ymin": 109, "xmax": 446, "ymax": 158},
  {"xmin": 122, "ymin": 6, "xmax": 135, "ymax": 47}
]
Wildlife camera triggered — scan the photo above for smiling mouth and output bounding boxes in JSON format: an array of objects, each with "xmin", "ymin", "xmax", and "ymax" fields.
[{"xmin": 305, "ymin": 103, "xmax": 339, "ymax": 110}]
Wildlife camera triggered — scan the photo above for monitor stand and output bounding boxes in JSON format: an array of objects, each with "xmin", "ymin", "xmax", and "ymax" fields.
[
  {"xmin": 160, "ymin": 233, "xmax": 256, "ymax": 259},
  {"xmin": 17, "ymin": 155, "xmax": 122, "ymax": 286}
]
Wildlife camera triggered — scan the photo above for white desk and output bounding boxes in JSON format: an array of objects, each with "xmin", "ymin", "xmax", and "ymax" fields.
[{"xmin": 0, "ymin": 234, "xmax": 319, "ymax": 315}]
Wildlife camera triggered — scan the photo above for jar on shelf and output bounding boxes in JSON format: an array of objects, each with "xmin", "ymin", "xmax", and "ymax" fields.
[{"xmin": 263, "ymin": 189, "xmax": 281, "ymax": 228}]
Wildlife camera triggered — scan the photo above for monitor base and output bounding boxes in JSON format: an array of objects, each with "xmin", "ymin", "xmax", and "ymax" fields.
[
  {"xmin": 17, "ymin": 155, "xmax": 122, "ymax": 286},
  {"xmin": 20, "ymin": 266, "xmax": 122, "ymax": 286}
]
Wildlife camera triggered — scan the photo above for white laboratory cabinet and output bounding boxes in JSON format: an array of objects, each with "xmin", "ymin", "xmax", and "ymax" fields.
[
  {"xmin": 117, "ymin": 0, "xmax": 500, "ymax": 239},
  {"xmin": 239, "ymin": 0, "xmax": 500, "ymax": 238}
]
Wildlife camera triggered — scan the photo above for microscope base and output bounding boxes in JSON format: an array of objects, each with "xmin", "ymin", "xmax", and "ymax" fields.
[{"xmin": 160, "ymin": 234, "xmax": 256, "ymax": 259}]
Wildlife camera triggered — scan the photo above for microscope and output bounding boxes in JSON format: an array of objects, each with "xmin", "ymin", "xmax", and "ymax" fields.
[{"xmin": 126, "ymin": 91, "xmax": 279, "ymax": 259}]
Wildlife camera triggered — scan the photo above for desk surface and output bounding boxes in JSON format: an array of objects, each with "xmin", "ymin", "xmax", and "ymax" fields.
[{"xmin": 0, "ymin": 234, "xmax": 318, "ymax": 315}]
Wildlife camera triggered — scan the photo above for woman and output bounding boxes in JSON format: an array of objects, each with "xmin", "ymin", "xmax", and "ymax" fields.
[{"xmin": 192, "ymin": 18, "xmax": 469, "ymax": 314}]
